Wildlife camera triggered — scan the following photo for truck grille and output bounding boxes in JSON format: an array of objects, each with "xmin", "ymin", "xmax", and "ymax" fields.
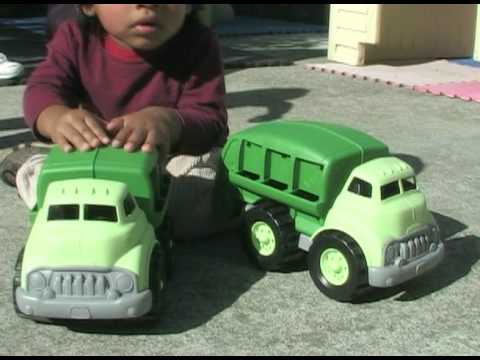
[
  {"xmin": 50, "ymin": 272, "xmax": 111, "ymax": 297},
  {"xmin": 400, "ymin": 235, "xmax": 431, "ymax": 261},
  {"xmin": 385, "ymin": 225, "xmax": 440, "ymax": 265}
]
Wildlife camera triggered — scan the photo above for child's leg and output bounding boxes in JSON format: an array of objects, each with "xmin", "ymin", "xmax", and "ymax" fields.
[
  {"xmin": 0, "ymin": 143, "xmax": 50, "ymax": 187},
  {"xmin": 165, "ymin": 147, "xmax": 243, "ymax": 241},
  {"xmin": 16, "ymin": 154, "xmax": 47, "ymax": 209}
]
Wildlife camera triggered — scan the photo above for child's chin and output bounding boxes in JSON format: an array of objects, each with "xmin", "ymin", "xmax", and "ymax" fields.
[{"xmin": 131, "ymin": 39, "xmax": 166, "ymax": 51}]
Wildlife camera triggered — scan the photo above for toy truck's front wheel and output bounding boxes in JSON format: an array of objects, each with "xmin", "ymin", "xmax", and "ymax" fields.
[
  {"xmin": 147, "ymin": 244, "xmax": 168, "ymax": 318},
  {"xmin": 12, "ymin": 247, "xmax": 53, "ymax": 323},
  {"xmin": 244, "ymin": 201, "xmax": 302, "ymax": 271},
  {"xmin": 308, "ymin": 231, "xmax": 368, "ymax": 302}
]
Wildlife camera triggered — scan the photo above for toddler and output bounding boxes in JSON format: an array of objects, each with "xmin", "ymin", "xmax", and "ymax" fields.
[{"xmin": 6, "ymin": 4, "xmax": 240, "ymax": 240}]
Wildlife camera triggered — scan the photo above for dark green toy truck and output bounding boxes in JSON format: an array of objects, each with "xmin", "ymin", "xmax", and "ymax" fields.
[
  {"xmin": 13, "ymin": 146, "xmax": 171, "ymax": 321},
  {"xmin": 221, "ymin": 120, "xmax": 444, "ymax": 302}
]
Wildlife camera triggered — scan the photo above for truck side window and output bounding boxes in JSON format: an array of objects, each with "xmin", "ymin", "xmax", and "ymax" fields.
[
  {"xmin": 402, "ymin": 177, "xmax": 417, "ymax": 192},
  {"xmin": 381, "ymin": 181, "xmax": 401, "ymax": 200},
  {"xmin": 124, "ymin": 194, "xmax": 136, "ymax": 217},
  {"xmin": 348, "ymin": 177, "xmax": 372, "ymax": 198},
  {"xmin": 48, "ymin": 204, "xmax": 80, "ymax": 221}
]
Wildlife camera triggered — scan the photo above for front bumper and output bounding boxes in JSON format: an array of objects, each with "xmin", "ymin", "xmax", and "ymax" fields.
[
  {"xmin": 368, "ymin": 242, "xmax": 445, "ymax": 288},
  {"xmin": 15, "ymin": 288, "xmax": 152, "ymax": 320}
]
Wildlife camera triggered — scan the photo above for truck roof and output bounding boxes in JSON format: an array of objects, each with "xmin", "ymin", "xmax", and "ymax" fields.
[
  {"xmin": 36, "ymin": 146, "xmax": 158, "ymax": 209},
  {"xmin": 353, "ymin": 157, "xmax": 415, "ymax": 186},
  {"xmin": 229, "ymin": 120, "xmax": 388, "ymax": 164},
  {"xmin": 45, "ymin": 179, "xmax": 128, "ymax": 206}
]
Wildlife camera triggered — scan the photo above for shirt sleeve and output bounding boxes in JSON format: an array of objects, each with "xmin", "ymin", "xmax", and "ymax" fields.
[
  {"xmin": 23, "ymin": 21, "xmax": 82, "ymax": 137},
  {"xmin": 174, "ymin": 26, "xmax": 229, "ymax": 155}
]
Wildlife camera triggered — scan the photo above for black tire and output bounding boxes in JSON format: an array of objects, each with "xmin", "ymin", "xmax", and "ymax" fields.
[
  {"xmin": 155, "ymin": 223, "xmax": 174, "ymax": 280},
  {"xmin": 147, "ymin": 244, "xmax": 168, "ymax": 317},
  {"xmin": 308, "ymin": 231, "xmax": 368, "ymax": 302},
  {"xmin": 244, "ymin": 201, "xmax": 302, "ymax": 271},
  {"xmin": 12, "ymin": 247, "xmax": 25, "ymax": 318}
]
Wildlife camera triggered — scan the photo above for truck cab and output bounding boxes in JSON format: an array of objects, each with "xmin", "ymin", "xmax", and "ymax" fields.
[
  {"xmin": 14, "ymin": 146, "xmax": 170, "ymax": 321},
  {"xmin": 323, "ymin": 156, "xmax": 443, "ymax": 290}
]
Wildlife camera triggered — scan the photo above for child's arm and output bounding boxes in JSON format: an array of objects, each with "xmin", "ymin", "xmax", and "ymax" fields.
[
  {"xmin": 23, "ymin": 21, "xmax": 109, "ymax": 152},
  {"xmin": 174, "ymin": 28, "xmax": 228, "ymax": 155}
]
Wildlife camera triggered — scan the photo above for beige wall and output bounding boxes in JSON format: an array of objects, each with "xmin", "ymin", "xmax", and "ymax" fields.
[
  {"xmin": 474, "ymin": 5, "xmax": 480, "ymax": 61},
  {"xmin": 329, "ymin": 4, "xmax": 477, "ymax": 65}
]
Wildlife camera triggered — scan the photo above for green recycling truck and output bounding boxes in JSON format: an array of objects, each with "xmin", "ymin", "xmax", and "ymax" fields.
[
  {"xmin": 221, "ymin": 120, "xmax": 444, "ymax": 301},
  {"xmin": 13, "ymin": 146, "xmax": 171, "ymax": 321}
]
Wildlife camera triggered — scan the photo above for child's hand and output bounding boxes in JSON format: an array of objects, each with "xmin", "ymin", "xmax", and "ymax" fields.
[
  {"xmin": 107, "ymin": 107, "xmax": 182, "ymax": 153},
  {"xmin": 37, "ymin": 105, "xmax": 110, "ymax": 152}
]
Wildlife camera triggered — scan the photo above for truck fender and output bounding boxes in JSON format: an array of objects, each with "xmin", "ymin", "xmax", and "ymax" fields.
[
  {"xmin": 114, "ymin": 225, "xmax": 157, "ymax": 291},
  {"xmin": 306, "ymin": 223, "xmax": 384, "ymax": 268}
]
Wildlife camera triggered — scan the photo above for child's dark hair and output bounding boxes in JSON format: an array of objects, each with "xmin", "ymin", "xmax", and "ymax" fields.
[{"xmin": 76, "ymin": 5, "xmax": 102, "ymax": 37}]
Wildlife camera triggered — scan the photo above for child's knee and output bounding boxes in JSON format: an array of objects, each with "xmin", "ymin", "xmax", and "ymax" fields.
[{"xmin": 165, "ymin": 148, "xmax": 242, "ymax": 241}]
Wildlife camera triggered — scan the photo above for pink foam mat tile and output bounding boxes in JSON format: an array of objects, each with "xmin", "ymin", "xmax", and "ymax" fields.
[
  {"xmin": 413, "ymin": 81, "xmax": 480, "ymax": 102},
  {"xmin": 306, "ymin": 61, "xmax": 480, "ymax": 102},
  {"xmin": 307, "ymin": 60, "xmax": 480, "ymax": 84}
]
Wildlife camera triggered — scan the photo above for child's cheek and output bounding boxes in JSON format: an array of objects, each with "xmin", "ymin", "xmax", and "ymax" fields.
[{"xmin": 96, "ymin": 4, "xmax": 131, "ymax": 35}]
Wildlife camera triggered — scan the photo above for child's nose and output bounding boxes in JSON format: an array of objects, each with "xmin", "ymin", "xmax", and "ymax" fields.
[{"xmin": 136, "ymin": 4, "xmax": 159, "ymax": 10}]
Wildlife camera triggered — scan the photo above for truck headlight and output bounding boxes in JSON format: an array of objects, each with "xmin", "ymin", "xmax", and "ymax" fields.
[
  {"xmin": 385, "ymin": 243, "xmax": 400, "ymax": 266},
  {"xmin": 115, "ymin": 274, "xmax": 134, "ymax": 294},
  {"xmin": 28, "ymin": 272, "xmax": 47, "ymax": 292}
]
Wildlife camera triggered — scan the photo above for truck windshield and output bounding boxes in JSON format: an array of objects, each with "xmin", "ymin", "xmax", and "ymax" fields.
[
  {"xmin": 84, "ymin": 205, "xmax": 118, "ymax": 222},
  {"xmin": 48, "ymin": 204, "xmax": 80, "ymax": 221},
  {"xmin": 381, "ymin": 181, "xmax": 401, "ymax": 200}
]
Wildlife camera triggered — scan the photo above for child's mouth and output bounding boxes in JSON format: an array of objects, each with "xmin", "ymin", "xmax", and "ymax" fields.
[{"xmin": 133, "ymin": 23, "xmax": 158, "ymax": 34}]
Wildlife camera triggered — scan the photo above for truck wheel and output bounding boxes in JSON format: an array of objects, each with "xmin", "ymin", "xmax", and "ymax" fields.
[
  {"xmin": 155, "ymin": 223, "xmax": 174, "ymax": 280},
  {"xmin": 12, "ymin": 247, "xmax": 53, "ymax": 323},
  {"xmin": 245, "ymin": 202, "xmax": 301, "ymax": 271},
  {"xmin": 308, "ymin": 232, "xmax": 368, "ymax": 302},
  {"xmin": 12, "ymin": 247, "xmax": 25, "ymax": 318},
  {"xmin": 148, "ymin": 244, "xmax": 167, "ymax": 317}
]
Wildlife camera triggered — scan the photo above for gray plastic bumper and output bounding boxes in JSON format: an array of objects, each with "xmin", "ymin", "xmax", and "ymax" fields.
[
  {"xmin": 368, "ymin": 242, "xmax": 445, "ymax": 288},
  {"xmin": 15, "ymin": 288, "xmax": 152, "ymax": 320}
]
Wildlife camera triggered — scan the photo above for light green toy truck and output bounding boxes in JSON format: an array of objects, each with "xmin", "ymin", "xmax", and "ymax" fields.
[
  {"xmin": 221, "ymin": 120, "xmax": 444, "ymax": 302},
  {"xmin": 13, "ymin": 146, "xmax": 171, "ymax": 321}
]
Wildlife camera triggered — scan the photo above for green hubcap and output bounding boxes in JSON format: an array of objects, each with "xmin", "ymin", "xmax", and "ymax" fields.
[
  {"xmin": 320, "ymin": 248, "xmax": 350, "ymax": 286},
  {"xmin": 251, "ymin": 221, "xmax": 276, "ymax": 256}
]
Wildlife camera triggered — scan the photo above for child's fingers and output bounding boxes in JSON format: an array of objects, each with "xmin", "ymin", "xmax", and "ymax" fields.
[
  {"xmin": 69, "ymin": 117, "xmax": 100, "ymax": 149},
  {"xmin": 52, "ymin": 134, "xmax": 73, "ymax": 153},
  {"xmin": 112, "ymin": 126, "xmax": 133, "ymax": 149},
  {"xmin": 124, "ymin": 128, "xmax": 147, "ymax": 152},
  {"xmin": 58, "ymin": 125, "xmax": 90, "ymax": 152},
  {"xmin": 141, "ymin": 131, "xmax": 159, "ymax": 153},
  {"xmin": 107, "ymin": 117, "xmax": 125, "ymax": 134},
  {"xmin": 84, "ymin": 115, "xmax": 110, "ymax": 145}
]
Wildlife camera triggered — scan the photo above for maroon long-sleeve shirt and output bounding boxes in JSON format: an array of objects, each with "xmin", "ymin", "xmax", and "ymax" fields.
[{"xmin": 24, "ymin": 19, "xmax": 228, "ymax": 155}]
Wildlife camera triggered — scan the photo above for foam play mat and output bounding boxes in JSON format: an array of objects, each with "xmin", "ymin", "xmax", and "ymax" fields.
[{"xmin": 307, "ymin": 60, "xmax": 480, "ymax": 102}]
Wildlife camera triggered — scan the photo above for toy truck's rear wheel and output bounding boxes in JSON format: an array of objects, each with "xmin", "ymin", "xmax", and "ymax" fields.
[
  {"xmin": 147, "ymin": 244, "xmax": 168, "ymax": 317},
  {"xmin": 308, "ymin": 232, "xmax": 368, "ymax": 302},
  {"xmin": 244, "ymin": 201, "xmax": 302, "ymax": 271}
]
